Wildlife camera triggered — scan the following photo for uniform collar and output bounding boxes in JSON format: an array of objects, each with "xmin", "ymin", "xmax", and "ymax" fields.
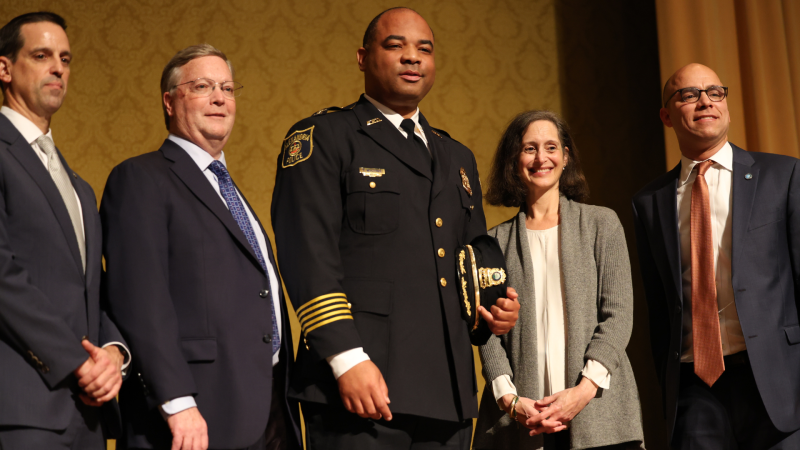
[{"xmin": 363, "ymin": 94, "xmax": 422, "ymax": 136}]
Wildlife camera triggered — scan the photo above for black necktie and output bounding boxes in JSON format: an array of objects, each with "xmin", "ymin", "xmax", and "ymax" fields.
[{"xmin": 400, "ymin": 119, "xmax": 432, "ymax": 169}]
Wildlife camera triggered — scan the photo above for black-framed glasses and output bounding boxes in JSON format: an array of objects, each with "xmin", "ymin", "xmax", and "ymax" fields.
[
  {"xmin": 664, "ymin": 86, "xmax": 727, "ymax": 107},
  {"xmin": 171, "ymin": 78, "xmax": 243, "ymax": 99}
]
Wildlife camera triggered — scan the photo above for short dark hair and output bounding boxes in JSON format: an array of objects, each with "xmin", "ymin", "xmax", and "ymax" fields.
[
  {"xmin": 0, "ymin": 12, "xmax": 66, "ymax": 90},
  {"xmin": 485, "ymin": 110, "xmax": 589, "ymax": 207},
  {"xmin": 362, "ymin": 7, "xmax": 432, "ymax": 49}
]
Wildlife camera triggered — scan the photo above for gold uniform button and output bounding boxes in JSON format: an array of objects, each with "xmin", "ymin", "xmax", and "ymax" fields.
[
  {"xmin": 438, "ymin": 248, "xmax": 445, "ymax": 258},
  {"xmin": 440, "ymin": 278, "xmax": 447, "ymax": 287},
  {"xmin": 435, "ymin": 218, "xmax": 443, "ymax": 227},
  {"xmin": 470, "ymin": 205, "xmax": 474, "ymax": 210},
  {"xmin": 369, "ymin": 181, "xmax": 376, "ymax": 188}
]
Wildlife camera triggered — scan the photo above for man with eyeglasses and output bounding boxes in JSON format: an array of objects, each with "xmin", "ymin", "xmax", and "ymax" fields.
[
  {"xmin": 633, "ymin": 63, "xmax": 800, "ymax": 449},
  {"xmin": 100, "ymin": 44, "xmax": 300, "ymax": 450}
]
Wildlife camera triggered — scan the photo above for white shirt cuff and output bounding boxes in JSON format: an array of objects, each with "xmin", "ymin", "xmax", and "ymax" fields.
[
  {"xmin": 491, "ymin": 374, "xmax": 517, "ymax": 410},
  {"xmin": 102, "ymin": 341, "xmax": 132, "ymax": 375},
  {"xmin": 326, "ymin": 347, "xmax": 370, "ymax": 379},
  {"xmin": 582, "ymin": 359, "xmax": 611, "ymax": 389},
  {"xmin": 159, "ymin": 396, "xmax": 197, "ymax": 421}
]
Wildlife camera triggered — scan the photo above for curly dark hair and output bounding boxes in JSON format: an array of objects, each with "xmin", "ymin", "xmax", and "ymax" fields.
[{"xmin": 485, "ymin": 110, "xmax": 589, "ymax": 207}]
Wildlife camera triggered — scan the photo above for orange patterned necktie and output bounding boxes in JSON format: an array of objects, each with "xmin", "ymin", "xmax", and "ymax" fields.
[{"xmin": 691, "ymin": 159, "xmax": 725, "ymax": 386}]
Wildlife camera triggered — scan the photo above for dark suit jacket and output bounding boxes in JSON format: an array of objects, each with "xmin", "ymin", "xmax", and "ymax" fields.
[
  {"xmin": 100, "ymin": 140, "xmax": 301, "ymax": 449},
  {"xmin": 632, "ymin": 143, "xmax": 800, "ymax": 439},
  {"xmin": 0, "ymin": 114, "xmax": 125, "ymax": 433},
  {"xmin": 272, "ymin": 95, "xmax": 487, "ymax": 421}
]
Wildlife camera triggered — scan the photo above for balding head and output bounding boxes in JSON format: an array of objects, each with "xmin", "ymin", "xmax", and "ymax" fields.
[{"xmin": 662, "ymin": 63, "xmax": 720, "ymax": 106}]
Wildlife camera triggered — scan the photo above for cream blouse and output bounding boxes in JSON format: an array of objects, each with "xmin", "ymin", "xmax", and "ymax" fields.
[{"xmin": 492, "ymin": 225, "xmax": 611, "ymax": 404}]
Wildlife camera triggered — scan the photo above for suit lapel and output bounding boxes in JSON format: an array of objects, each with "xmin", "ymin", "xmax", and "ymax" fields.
[
  {"xmin": 730, "ymin": 144, "xmax": 757, "ymax": 268},
  {"xmin": 0, "ymin": 119, "xmax": 84, "ymax": 276},
  {"xmin": 419, "ymin": 113, "xmax": 451, "ymax": 199},
  {"xmin": 161, "ymin": 140, "xmax": 262, "ymax": 271},
  {"xmin": 654, "ymin": 163, "xmax": 683, "ymax": 302},
  {"xmin": 352, "ymin": 96, "xmax": 433, "ymax": 180}
]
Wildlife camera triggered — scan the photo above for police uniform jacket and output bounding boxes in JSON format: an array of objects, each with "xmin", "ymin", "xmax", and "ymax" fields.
[{"xmin": 272, "ymin": 95, "xmax": 488, "ymax": 421}]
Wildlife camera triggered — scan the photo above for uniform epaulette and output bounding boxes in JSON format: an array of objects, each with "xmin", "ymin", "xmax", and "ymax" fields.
[
  {"xmin": 311, "ymin": 102, "xmax": 357, "ymax": 117},
  {"xmin": 430, "ymin": 127, "xmax": 451, "ymax": 139}
]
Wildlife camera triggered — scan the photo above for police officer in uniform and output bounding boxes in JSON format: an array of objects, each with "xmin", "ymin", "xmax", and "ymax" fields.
[{"xmin": 271, "ymin": 7, "xmax": 520, "ymax": 450}]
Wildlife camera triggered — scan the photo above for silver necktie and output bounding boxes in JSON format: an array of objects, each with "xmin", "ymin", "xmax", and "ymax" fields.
[{"xmin": 36, "ymin": 135, "xmax": 85, "ymax": 271}]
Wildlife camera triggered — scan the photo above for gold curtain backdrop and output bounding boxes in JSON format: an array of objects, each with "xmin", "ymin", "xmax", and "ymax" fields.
[
  {"xmin": 1, "ymin": 0, "xmax": 560, "ymax": 447},
  {"xmin": 656, "ymin": 0, "xmax": 800, "ymax": 168}
]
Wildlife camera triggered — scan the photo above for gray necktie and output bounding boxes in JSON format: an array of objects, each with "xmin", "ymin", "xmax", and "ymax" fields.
[{"xmin": 36, "ymin": 135, "xmax": 85, "ymax": 271}]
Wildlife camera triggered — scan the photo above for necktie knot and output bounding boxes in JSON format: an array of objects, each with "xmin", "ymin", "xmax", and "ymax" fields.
[
  {"xmin": 400, "ymin": 119, "xmax": 416, "ymax": 139},
  {"xmin": 696, "ymin": 159, "xmax": 714, "ymax": 177},
  {"xmin": 36, "ymin": 135, "xmax": 56, "ymax": 157},
  {"xmin": 208, "ymin": 160, "xmax": 230, "ymax": 180}
]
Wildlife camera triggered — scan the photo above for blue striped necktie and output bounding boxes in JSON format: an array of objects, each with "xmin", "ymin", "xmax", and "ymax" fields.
[{"xmin": 208, "ymin": 160, "xmax": 280, "ymax": 354}]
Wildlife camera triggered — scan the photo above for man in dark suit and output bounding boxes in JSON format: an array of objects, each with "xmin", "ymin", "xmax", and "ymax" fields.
[
  {"xmin": 100, "ymin": 44, "xmax": 300, "ymax": 450},
  {"xmin": 272, "ymin": 7, "xmax": 519, "ymax": 449},
  {"xmin": 0, "ymin": 11, "xmax": 129, "ymax": 450},
  {"xmin": 633, "ymin": 63, "xmax": 800, "ymax": 449}
]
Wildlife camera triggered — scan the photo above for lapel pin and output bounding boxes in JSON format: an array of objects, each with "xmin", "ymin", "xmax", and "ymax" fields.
[
  {"xmin": 744, "ymin": 173, "xmax": 753, "ymax": 180},
  {"xmin": 366, "ymin": 118, "xmax": 382, "ymax": 126}
]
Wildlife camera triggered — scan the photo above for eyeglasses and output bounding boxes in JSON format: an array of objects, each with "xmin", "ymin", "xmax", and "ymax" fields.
[
  {"xmin": 171, "ymin": 78, "xmax": 243, "ymax": 99},
  {"xmin": 664, "ymin": 85, "xmax": 727, "ymax": 107}
]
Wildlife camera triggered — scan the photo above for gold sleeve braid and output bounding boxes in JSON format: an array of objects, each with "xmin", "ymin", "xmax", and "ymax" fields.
[{"xmin": 296, "ymin": 293, "xmax": 353, "ymax": 337}]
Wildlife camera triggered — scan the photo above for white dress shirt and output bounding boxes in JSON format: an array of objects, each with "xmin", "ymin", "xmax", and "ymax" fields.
[
  {"xmin": 677, "ymin": 142, "xmax": 745, "ymax": 362},
  {"xmin": 492, "ymin": 225, "xmax": 610, "ymax": 407},
  {"xmin": 0, "ymin": 106, "xmax": 131, "ymax": 373},
  {"xmin": 325, "ymin": 95, "xmax": 432, "ymax": 379},
  {"xmin": 161, "ymin": 134, "xmax": 283, "ymax": 417}
]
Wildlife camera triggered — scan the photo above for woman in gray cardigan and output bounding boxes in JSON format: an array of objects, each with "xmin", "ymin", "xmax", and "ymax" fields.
[{"xmin": 473, "ymin": 111, "xmax": 644, "ymax": 450}]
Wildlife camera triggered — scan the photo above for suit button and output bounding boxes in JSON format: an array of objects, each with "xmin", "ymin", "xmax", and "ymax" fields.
[
  {"xmin": 676, "ymin": 304, "xmax": 682, "ymax": 313},
  {"xmin": 263, "ymin": 334, "xmax": 272, "ymax": 343},
  {"xmin": 435, "ymin": 218, "xmax": 443, "ymax": 227},
  {"xmin": 437, "ymin": 248, "xmax": 445, "ymax": 258},
  {"xmin": 440, "ymin": 278, "xmax": 447, "ymax": 287},
  {"xmin": 674, "ymin": 351, "xmax": 680, "ymax": 360},
  {"xmin": 259, "ymin": 290, "xmax": 269, "ymax": 298}
]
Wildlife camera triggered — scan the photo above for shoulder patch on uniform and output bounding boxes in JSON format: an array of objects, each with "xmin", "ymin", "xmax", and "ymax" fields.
[
  {"xmin": 311, "ymin": 102, "xmax": 357, "ymax": 117},
  {"xmin": 281, "ymin": 126, "xmax": 314, "ymax": 168},
  {"xmin": 430, "ymin": 127, "xmax": 451, "ymax": 138}
]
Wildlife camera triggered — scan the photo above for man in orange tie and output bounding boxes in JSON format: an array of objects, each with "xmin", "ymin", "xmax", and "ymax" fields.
[{"xmin": 633, "ymin": 63, "xmax": 800, "ymax": 449}]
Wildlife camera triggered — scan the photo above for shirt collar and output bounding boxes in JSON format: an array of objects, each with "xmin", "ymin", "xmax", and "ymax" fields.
[
  {"xmin": 167, "ymin": 134, "xmax": 227, "ymax": 172},
  {"xmin": 679, "ymin": 141, "xmax": 733, "ymax": 186},
  {"xmin": 0, "ymin": 106, "xmax": 53, "ymax": 145},
  {"xmin": 364, "ymin": 94, "xmax": 421, "ymax": 133}
]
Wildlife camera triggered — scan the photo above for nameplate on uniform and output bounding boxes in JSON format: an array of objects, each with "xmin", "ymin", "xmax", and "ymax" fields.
[
  {"xmin": 359, "ymin": 167, "xmax": 385, "ymax": 177},
  {"xmin": 282, "ymin": 126, "xmax": 314, "ymax": 168}
]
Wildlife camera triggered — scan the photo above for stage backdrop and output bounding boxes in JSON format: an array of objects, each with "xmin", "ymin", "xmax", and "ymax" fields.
[
  {"xmin": 0, "ymin": 0, "xmax": 561, "ymax": 448},
  {"xmin": 656, "ymin": 0, "xmax": 800, "ymax": 168}
]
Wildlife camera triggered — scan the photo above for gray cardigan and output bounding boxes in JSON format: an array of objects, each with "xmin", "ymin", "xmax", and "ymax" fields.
[{"xmin": 473, "ymin": 197, "xmax": 645, "ymax": 450}]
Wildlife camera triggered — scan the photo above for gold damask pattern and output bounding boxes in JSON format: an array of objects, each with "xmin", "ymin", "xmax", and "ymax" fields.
[{"xmin": 1, "ymin": 1, "xmax": 559, "ymax": 447}]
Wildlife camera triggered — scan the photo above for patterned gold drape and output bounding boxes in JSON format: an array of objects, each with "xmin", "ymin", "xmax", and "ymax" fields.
[
  {"xmin": 0, "ymin": 1, "xmax": 561, "ymax": 448},
  {"xmin": 656, "ymin": 0, "xmax": 800, "ymax": 169}
]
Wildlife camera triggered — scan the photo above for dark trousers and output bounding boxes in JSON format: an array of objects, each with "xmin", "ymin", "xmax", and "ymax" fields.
[
  {"xmin": 0, "ymin": 395, "xmax": 105, "ymax": 450},
  {"xmin": 673, "ymin": 351, "xmax": 800, "ymax": 450},
  {"xmin": 542, "ymin": 431, "xmax": 641, "ymax": 450},
  {"xmin": 129, "ymin": 359, "xmax": 294, "ymax": 450},
  {"xmin": 303, "ymin": 402, "xmax": 472, "ymax": 450}
]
